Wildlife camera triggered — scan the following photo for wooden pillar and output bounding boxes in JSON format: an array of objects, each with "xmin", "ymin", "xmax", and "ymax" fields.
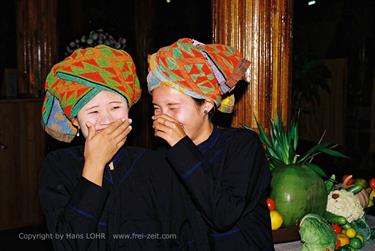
[
  {"xmin": 212, "ymin": 0, "xmax": 293, "ymax": 129},
  {"xmin": 130, "ymin": 0, "xmax": 157, "ymax": 148},
  {"xmin": 16, "ymin": 0, "xmax": 57, "ymax": 98}
]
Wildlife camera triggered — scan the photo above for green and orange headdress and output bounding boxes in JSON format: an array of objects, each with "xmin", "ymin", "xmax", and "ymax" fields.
[
  {"xmin": 41, "ymin": 45, "xmax": 141, "ymax": 142},
  {"xmin": 147, "ymin": 38, "xmax": 249, "ymax": 113}
]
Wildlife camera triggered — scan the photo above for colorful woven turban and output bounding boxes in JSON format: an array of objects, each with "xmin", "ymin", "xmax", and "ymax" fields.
[
  {"xmin": 41, "ymin": 45, "xmax": 141, "ymax": 142},
  {"xmin": 147, "ymin": 38, "xmax": 250, "ymax": 113}
]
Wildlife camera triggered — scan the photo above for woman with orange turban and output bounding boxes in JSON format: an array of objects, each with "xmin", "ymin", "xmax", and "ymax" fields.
[
  {"xmin": 39, "ymin": 45, "xmax": 171, "ymax": 250},
  {"xmin": 148, "ymin": 38, "xmax": 273, "ymax": 251}
]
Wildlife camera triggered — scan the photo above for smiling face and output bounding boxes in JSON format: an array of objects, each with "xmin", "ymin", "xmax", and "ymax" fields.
[
  {"xmin": 72, "ymin": 90, "xmax": 129, "ymax": 138},
  {"xmin": 151, "ymin": 85, "xmax": 214, "ymax": 143}
]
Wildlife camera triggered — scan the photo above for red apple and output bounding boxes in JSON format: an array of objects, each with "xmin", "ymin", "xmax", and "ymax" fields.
[{"xmin": 266, "ymin": 197, "xmax": 276, "ymax": 211}]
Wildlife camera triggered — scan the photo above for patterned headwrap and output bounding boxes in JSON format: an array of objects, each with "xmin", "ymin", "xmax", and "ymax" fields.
[
  {"xmin": 147, "ymin": 38, "xmax": 250, "ymax": 113},
  {"xmin": 41, "ymin": 45, "xmax": 141, "ymax": 142}
]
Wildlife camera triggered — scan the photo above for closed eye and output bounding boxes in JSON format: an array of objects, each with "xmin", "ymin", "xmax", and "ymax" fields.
[
  {"xmin": 88, "ymin": 111, "xmax": 98, "ymax": 114},
  {"xmin": 169, "ymin": 106, "xmax": 179, "ymax": 111}
]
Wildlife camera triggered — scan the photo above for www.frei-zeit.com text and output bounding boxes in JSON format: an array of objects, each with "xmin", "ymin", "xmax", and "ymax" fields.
[{"xmin": 19, "ymin": 232, "xmax": 178, "ymax": 241}]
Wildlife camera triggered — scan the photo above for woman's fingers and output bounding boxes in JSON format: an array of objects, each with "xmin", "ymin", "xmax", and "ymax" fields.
[
  {"xmin": 111, "ymin": 118, "xmax": 132, "ymax": 139},
  {"xmin": 153, "ymin": 119, "xmax": 173, "ymax": 133},
  {"xmin": 116, "ymin": 138, "xmax": 126, "ymax": 149},
  {"xmin": 114, "ymin": 124, "xmax": 132, "ymax": 144},
  {"xmin": 87, "ymin": 119, "xmax": 130, "ymax": 149},
  {"xmin": 153, "ymin": 114, "xmax": 185, "ymax": 130},
  {"xmin": 154, "ymin": 129, "xmax": 168, "ymax": 140},
  {"xmin": 153, "ymin": 121, "xmax": 169, "ymax": 139},
  {"xmin": 116, "ymin": 132, "xmax": 129, "ymax": 148},
  {"xmin": 152, "ymin": 115, "xmax": 186, "ymax": 146},
  {"xmin": 152, "ymin": 114, "xmax": 177, "ymax": 123},
  {"xmin": 154, "ymin": 117, "xmax": 178, "ymax": 129},
  {"xmin": 106, "ymin": 119, "xmax": 125, "ymax": 135},
  {"xmin": 114, "ymin": 125, "xmax": 130, "ymax": 149},
  {"xmin": 86, "ymin": 122, "xmax": 96, "ymax": 140},
  {"xmin": 83, "ymin": 119, "xmax": 133, "ymax": 169}
]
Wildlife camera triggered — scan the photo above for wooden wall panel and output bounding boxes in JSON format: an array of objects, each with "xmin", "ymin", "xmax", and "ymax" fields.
[
  {"xmin": 212, "ymin": 0, "xmax": 293, "ymax": 129},
  {"xmin": 1, "ymin": 0, "xmax": 57, "ymax": 230},
  {"xmin": 0, "ymin": 100, "xmax": 44, "ymax": 230},
  {"xmin": 16, "ymin": 0, "xmax": 57, "ymax": 97}
]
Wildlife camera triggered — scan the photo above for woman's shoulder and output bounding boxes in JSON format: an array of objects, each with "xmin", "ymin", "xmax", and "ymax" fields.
[
  {"xmin": 219, "ymin": 127, "xmax": 261, "ymax": 143},
  {"xmin": 124, "ymin": 146, "xmax": 170, "ymax": 178},
  {"xmin": 125, "ymin": 146, "xmax": 157, "ymax": 157},
  {"xmin": 45, "ymin": 145, "xmax": 84, "ymax": 162},
  {"xmin": 43, "ymin": 146, "xmax": 84, "ymax": 174},
  {"xmin": 42, "ymin": 146, "xmax": 84, "ymax": 181},
  {"xmin": 124, "ymin": 146, "xmax": 166, "ymax": 164}
]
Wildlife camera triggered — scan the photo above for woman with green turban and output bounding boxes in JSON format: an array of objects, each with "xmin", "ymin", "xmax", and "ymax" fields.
[{"xmin": 39, "ymin": 45, "xmax": 172, "ymax": 250}]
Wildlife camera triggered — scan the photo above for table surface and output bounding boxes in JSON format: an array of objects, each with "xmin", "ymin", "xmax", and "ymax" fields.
[{"xmin": 274, "ymin": 215, "xmax": 375, "ymax": 251}]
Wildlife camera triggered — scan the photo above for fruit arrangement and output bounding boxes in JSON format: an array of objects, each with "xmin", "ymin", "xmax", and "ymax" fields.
[
  {"xmin": 324, "ymin": 210, "xmax": 367, "ymax": 250},
  {"xmin": 255, "ymin": 114, "xmax": 346, "ymax": 227},
  {"xmin": 323, "ymin": 174, "xmax": 375, "ymax": 250},
  {"xmin": 296, "ymin": 175, "xmax": 374, "ymax": 250},
  {"xmin": 255, "ymin": 114, "xmax": 375, "ymax": 249}
]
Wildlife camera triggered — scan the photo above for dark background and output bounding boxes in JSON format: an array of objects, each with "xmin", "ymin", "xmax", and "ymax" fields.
[{"xmin": 293, "ymin": 0, "xmax": 375, "ymax": 179}]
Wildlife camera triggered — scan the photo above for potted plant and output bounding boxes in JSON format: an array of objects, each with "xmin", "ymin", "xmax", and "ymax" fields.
[{"xmin": 256, "ymin": 113, "xmax": 347, "ymax": 227}]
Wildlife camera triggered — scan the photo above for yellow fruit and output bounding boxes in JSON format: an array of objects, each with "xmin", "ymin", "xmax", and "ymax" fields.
[
  {"xmin": 370, "ymin": 189, "xmax": 375, "ymax": 200},
  {"xmin": 336, "ymin": 233, "xmax": 350, "ymax": 246},
  {"xmin": 346, "ymin": 228, "xmax": 356, "ymax": 238},
  {"xmin": 270, "ymin": 210, "xmax": 283, "ymax": 230},
  {"xmin": 368, "ymin": 199, "xmax": 374, "ymax": 208}
]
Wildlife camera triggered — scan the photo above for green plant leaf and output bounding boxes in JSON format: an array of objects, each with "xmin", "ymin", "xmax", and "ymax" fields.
[
  {"xmin": 269, "ymin": 118, "xmax": 278, "ymax": 146},
  {"xmin": 319, "ymin": 148, "xmax": 349, "ymax": 159},
  {"xmin": 255, "ymin": 112, "xmax": 346, "ymax": 170},
  {"xmin": 254, "ymin": 118, "xmax": 272, "ymax": 147},
  {"xmin": 305, "ymin": 163, "xmax": 327, "ymax": 178},
  {"xmin": 269, "ymin": 157, "xmax": 286, "ymax": 170},
  {"xmin": 288, "ymin": 142, "xmax": 296, "ymax": 164},
  {"xmin": 274, "ymin": 113, "xmax": 291, "ymax": 164},
  {"xmin": 267, "ymin": 147, "xmax": 283, "ymax": 162},
  {"xmin": 298, "ymin": 142, "xmax": 330, "ymax": 163},
  {"xmin": 291, "ymin": 120, "xmax": 298, "ymax": 151}
]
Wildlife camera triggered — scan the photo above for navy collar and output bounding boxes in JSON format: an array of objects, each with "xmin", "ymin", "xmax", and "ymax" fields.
[
  {"xmin": 112, "ymin": 146, "xmax": 126, "ymax": 166},
  {"xmin": 197, "ymin": 126, "xmax": 220, "ymax": 153},
  {"xmin": 103, "ymin": 146, "xmax": 128, "ymax": 185}
]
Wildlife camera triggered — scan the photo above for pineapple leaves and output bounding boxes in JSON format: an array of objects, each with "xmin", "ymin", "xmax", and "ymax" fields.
[
  {"xmin": 255, "ymin": 112, "xmax": 347, "ymax": 172},
  {"xmin": 254, "ymin": 118, "xmax": 272, "ymax": 148},
  {"xmin": 319, "ymin": 147, "xmax": 348, "ymax": 159},
  {"xmin": 298, "ymin": 142, "xmax": 330, "ymax": 163}
]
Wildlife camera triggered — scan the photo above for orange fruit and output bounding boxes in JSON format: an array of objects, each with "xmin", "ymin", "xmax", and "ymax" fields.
[
  {"xmin": 336, "ymin": 233, "xmax": 350, "ymax": 246},
  {"xmin": 270, "ymin": 210, "xmax": 283, "ymax": 230}
]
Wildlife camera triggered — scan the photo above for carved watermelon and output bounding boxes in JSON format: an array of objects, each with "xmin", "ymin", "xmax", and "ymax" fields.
[{"xmin": 270, "ymin": 165, "xmax": 328, "ymax": 227}]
